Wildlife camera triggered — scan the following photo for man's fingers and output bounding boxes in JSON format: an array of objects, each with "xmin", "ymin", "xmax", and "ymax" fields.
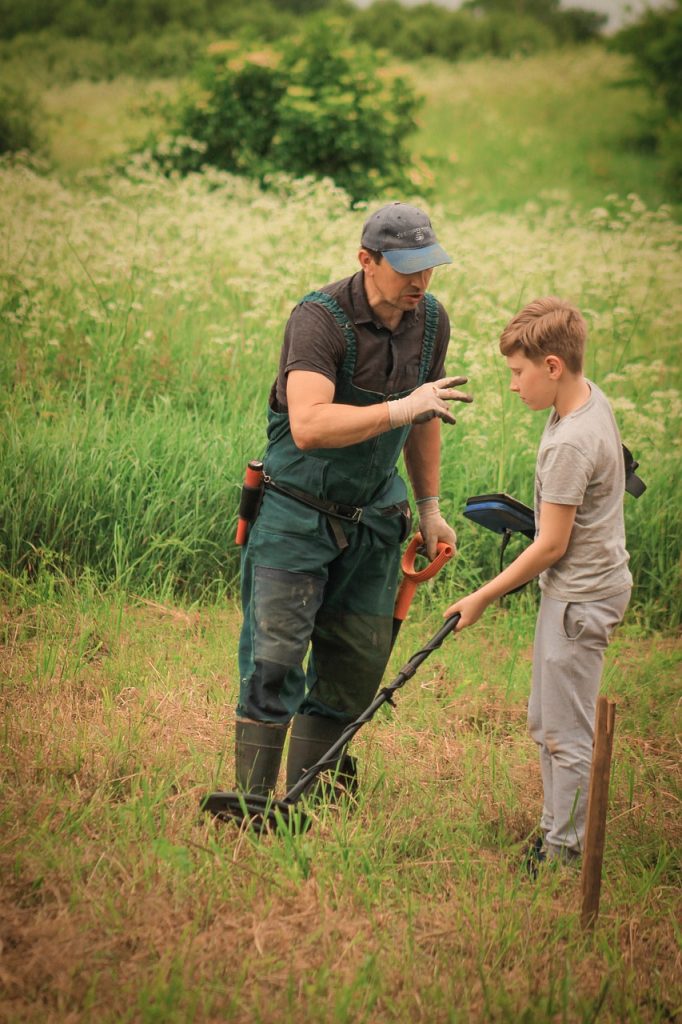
[
  {"xmin": 446, "ymin": 390, "xmax": 474, "ymax": 404},
  {"xmin": 437, "ymin": 388, "xmax": 473, "ymax": 404},
  {"xmin": 432, "ymin": 379, "xmax": 473, "ymax": 404},
  {"xmin": 438, "ymin": 409, "xmax": 457, "ymax": 425}
]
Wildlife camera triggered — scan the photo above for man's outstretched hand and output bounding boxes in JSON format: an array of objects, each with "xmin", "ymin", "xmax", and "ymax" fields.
[{"xmin": 388, "ymin": 376, "xmax": 473, "ymax": 428}]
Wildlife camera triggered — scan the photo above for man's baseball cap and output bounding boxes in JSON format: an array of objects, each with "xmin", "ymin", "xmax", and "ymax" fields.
[{"xmin": 360, "ymin": 202, "xmax": 452, "ymax": 274}]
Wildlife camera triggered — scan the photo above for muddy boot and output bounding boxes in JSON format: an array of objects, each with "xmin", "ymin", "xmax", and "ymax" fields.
[
  {"xmin": 235, "ymin": 718, "xmax": 288, "ymax": 796},
  {"xmin": 286, "ymin": 713, "xmax": 358, "ymax": 802}
]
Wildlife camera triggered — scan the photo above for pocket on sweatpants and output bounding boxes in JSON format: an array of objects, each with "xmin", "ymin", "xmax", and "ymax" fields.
[{"xmin": 561, "ymin": 601, "xmax": 586, "ymax": 641}]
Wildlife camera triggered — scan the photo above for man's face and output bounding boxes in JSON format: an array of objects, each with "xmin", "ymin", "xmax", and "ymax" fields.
[
  {"xmin": 506, "ymin": 352, "xmax": 558, "ymax": 411},
  {"xmin": 360, "ymin": 249, "xmax": 434, "ymax": 316}
]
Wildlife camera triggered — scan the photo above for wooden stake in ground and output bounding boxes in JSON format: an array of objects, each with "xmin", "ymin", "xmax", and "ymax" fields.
[{"xmin": 581, "ymin": 696, "xmax": 617, "ymax": 930}]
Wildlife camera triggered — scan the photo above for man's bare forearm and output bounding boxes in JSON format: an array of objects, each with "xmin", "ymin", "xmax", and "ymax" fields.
[
  {"xmin": 290, "ymin": 399, "xmax": 392, "ymax": 449},
  {"xmin": 404, "ymin": 419, "xmax": 442, "ymax": 499}
]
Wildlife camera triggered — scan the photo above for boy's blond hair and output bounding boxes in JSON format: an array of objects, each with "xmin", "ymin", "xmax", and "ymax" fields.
[{"xmin": 499, "ymin": 296, "xmax": 586, "ymax": 374}]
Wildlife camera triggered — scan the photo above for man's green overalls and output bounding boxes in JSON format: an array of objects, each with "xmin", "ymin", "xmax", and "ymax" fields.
[{"xmin": 236, "ymin": 290, "xmax": 439, "ymax": 791}]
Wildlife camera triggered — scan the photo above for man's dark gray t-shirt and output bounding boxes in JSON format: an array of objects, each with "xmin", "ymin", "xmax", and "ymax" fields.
[{"xmin": 271, "ymin": 271, "xmax": 450, "ymax": 411}]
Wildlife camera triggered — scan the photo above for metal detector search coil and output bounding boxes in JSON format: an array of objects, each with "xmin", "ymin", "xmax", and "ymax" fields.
[
  {"xmin": 463, "ymin": 493, "xmax": 535, "ymax": 540},
  {"xmin": 463, "ymin": 492, "xmax": 535, "ymax": 587}
]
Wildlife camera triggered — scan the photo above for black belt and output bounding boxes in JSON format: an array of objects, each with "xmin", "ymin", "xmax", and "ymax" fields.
[
  {"xmin": 263, "ymin": 475, "xmax": 363, "ymax": 549},
  {"xmin": 263, "ymin": 475, "xmax": 364, "ymax": 523}
]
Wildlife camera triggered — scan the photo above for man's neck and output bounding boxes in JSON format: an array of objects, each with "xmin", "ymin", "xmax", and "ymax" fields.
[
  {"xmin": 362, "ymin": 273, "xmax": 404, "ymax": 332},
  {"xmin": 374, "ymin": 305, "xmax": 403, "ymax": 331}
]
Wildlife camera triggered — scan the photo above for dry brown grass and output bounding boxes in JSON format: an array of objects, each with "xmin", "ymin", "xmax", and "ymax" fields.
[{"xmin": 1, "ymin": 595, "xmax": 680, "ymax": 1022}]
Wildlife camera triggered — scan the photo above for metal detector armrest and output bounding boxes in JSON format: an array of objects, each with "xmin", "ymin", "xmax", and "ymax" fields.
[{"xmin": 622, "ymin": 445, "xmax": 646, "ymax": 498}]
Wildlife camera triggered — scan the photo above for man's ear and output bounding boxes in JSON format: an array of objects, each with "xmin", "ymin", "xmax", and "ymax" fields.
[
  {"xmin": 358, "ymin": 247, "xmax": 372, "ymax": 272},
  {"xmin": 545, "ymin": 354, "xmax": 563, "ymax": 378}
]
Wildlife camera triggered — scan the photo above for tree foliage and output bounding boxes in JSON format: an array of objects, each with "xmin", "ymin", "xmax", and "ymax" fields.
[
  {"xmin": 612, "ymin": 0, "xmax": 682, "ymax": 117},
  {"xmin": 611, "ymin": 0, "xmax": 682, "ymax": 197},
  {"xmin": 0, "ymin": 0, "xmax": 605, "ymax": 55}
]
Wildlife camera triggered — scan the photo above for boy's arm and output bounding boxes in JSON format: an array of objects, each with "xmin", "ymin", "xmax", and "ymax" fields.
[{"xmin": 444, "ymin": 502, "xmax": 577, "ymax": 629}]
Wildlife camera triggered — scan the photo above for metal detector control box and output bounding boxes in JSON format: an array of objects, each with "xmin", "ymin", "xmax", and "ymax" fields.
[{"xmin": 463, "ymin": 493, "xmax": 535, "ymax": 540}]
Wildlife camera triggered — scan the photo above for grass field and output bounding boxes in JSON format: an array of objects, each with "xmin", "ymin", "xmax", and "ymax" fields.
[
  {"xmin": 2, "ymin": 585, "xmax": 680, "ymax": 1022},
  {"xmin": 414, "ymin": 48, "xmax": 669, "ymax": 216},
  {"xmin": 1, "ymin": 41, "xmax": 681, "ymax": 1023}
]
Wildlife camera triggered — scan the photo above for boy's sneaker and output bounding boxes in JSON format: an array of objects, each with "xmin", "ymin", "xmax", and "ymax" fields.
[
  {"xmin": 546, "ymin": 842, "xmax": 581, "ymax": 867},
  {"xmin": 524, "ymin": 835, "xmax": 581, "ymax": 879},
  {"xmin": 524, "ymin": 834, "xmax": 547, "ymax": 880}
]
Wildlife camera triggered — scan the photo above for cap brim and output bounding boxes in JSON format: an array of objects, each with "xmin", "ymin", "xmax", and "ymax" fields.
[{"xmin": 383, "ymin": 244, "xmax": 452, "ymax": 274}]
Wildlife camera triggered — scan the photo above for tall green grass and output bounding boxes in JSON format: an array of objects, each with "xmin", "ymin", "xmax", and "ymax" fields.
[{"xmin": 1, "ymin": 139, "xmax": 680, "ymax": 624}]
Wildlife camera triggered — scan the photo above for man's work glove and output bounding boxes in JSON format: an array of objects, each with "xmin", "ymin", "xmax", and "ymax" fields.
[
  {"xmin": 388, "ymin": 376, "xmax": 472, "ymax": 428},
  {"xmin": 417, "ymin": 497, "xmax": 458, "ymax": 560}
]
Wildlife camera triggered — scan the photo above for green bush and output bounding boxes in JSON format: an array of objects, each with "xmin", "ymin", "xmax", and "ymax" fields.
[
  {"xmin": 0, "ymin": 28, "xmax": 208, "ymax": 82},
  {"xmin": 352, "ymin": 0, "xmax": 604, "ymax": 64},
  {"xmin": 0, "ymin": 0, "xmax": 606, "ymax": 77},
  {"xmin": 0, "ymin": 0, "xmax": 332, "ymax": 44},
  {"xmin": 146, "ymin": 21, "xmax": 421, "ymax": 201},
  {"xmin": 0, "ymin": 80, "xmax": 44, "ymax": 154},
  {"xmin": 463, "ymin": 0, "xmax": 606, "ymax": 43}
]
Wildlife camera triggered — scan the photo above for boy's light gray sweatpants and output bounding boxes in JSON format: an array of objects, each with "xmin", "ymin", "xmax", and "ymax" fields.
[{"xmin": 528, "ymin": 589, "xmax": 630, "ymax": 855}]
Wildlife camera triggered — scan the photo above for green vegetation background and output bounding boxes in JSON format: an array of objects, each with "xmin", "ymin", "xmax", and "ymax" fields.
[
  {"xmin": 1, "ymin": 3, "xmax": 680, "ymax": 627},
  {"xmin": 1, "ymin": 5, "xmax": 681, "ymax": 1023}
]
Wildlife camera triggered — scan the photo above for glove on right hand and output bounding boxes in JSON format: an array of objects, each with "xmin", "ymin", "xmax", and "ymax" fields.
[
  {"xmin": 418, "ymin": 497, "xmax": 458, "ymax": 560},
  {"xmin": 388, "ymin": 376, "xmax": 472, "ymax": 428}
]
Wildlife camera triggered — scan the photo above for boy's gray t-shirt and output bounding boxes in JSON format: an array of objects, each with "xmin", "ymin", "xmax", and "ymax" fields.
[{"xmin": 535, "ymin": 380, "xmax": 632, "ymax": 601}]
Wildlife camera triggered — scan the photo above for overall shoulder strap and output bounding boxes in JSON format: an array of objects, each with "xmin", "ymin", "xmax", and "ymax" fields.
[
  {"xmin": 418, "ymin": 293, "xmax": 440, "ymax": 384},
  {"xmin": 300, "ymin": 291, "xmax": 357, "ymax": 381}
]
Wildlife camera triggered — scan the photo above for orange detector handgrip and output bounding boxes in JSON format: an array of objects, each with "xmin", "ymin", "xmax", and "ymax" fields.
[{"xmin": 394, "ymin": 532, "xmax": 454, "ymax": 622}]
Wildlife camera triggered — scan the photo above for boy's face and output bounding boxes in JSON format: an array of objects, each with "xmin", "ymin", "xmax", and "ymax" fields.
[{"xmin": 506, "ymin": 352, "xmax": 559, "ymax": 411}]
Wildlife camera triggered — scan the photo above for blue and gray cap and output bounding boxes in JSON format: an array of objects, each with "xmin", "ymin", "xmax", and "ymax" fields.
[{"xmin": 361, "ymin": 202, "xmax": 452, "ymax": 274}]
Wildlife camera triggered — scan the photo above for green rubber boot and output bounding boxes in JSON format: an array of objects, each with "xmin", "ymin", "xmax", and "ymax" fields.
[
  {"xmin": 285, "ymin": 714, "xmax": 357, "ymax": 800},
  {"xmin": 235, "ymin": 718, "xmax": 288, "ymax": 796}
]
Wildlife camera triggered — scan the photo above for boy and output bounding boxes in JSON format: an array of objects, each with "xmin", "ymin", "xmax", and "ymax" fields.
[{"xmin": 445, "ymin": 296, "xmax": 632, "ymax": 866}]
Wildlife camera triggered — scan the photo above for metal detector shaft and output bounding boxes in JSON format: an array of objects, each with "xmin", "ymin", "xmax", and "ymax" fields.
[{"xmin": 283, "ymin": 613, "xmax": 461, "ymax": 804}]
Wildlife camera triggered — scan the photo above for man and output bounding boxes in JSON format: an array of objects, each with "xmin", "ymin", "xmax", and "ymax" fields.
[{"xmin": 236, "ymin": 202, "xmax": 472, "ymax": 799}]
